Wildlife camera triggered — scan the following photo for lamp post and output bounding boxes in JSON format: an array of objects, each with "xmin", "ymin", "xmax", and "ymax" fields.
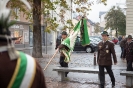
[
  {"xmin": 113, "ymin": 6, "xmax": 118, "ymax": 38},
  {"xmin": 44, "ymin": 12, "xmax": 49, "ymax": 54}
]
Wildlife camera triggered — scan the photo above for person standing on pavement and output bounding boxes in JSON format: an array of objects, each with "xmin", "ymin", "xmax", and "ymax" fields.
[
  {"xmin": 123, "ymin": 35, "xmax": 133, "ymax": 71},
  {"xmin": 118, "ymin": 36, "xmax": 122, "ymax": 42},
  {"xmin": 119, "ymin": 36, "xmax": 127, "ymax": 60},
  {"xmin": 97, "ymin": 31, "xmax": 117, "ymax": 88},
  {"xmin": 57, "ymin": 31, "xmax": 69, "ymax": 77}
]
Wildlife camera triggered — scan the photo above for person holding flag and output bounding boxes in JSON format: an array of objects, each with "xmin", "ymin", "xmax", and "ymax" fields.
[
  {"xmin": 58, "ymin": 31, "xmax": 69, "ymax": 77},
  {"xmin": 56, "ymin": 17, "xmax": 90, "ymax": 77}
]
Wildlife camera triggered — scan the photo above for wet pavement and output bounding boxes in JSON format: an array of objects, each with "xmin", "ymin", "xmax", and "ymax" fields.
[{"xmin": 36, "ymin": 45, "xmax": 128, "ymax": 88}]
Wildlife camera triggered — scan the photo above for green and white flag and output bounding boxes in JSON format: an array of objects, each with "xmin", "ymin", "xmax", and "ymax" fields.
[
  {"xmin": 61, "ymin": 18, "xmax": 90, "ymax": 63},
  {"xmin": 80, "ymin": 18, "xmax": 90, "ymax": 46}
]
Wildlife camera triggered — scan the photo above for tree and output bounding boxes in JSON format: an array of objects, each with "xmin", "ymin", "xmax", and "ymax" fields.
[
  {"xmin": 32, "ymin": 0, "xmax": 42, "ymax": 57},
  {"xmin": 94, "ymin": 22, "xmax": 100, "ymax": 33},
  {"xmin": 7, "ymin": 0, "xmax": 107, "ymax": 58},
  {"xmin": 104, "ymin": 6, "xmax": 126, "ymax": 37},
  {"xmin": 8, "ymin": 0, "xmax": 69, "ymax": 58}
]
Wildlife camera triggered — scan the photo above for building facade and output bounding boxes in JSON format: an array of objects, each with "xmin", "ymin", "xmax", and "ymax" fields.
[
  {"xmin": 9, "ymin": 11, "xmax": 31, "ymax": 48},
  {"xmin": 9, "ymin": 0, "xmax": 73, "ymax": 48},
  {"xmin": 126, "ymin": 0, "xmax": 133, "ymax": 35},
  {"xmin": 10, "ymin": 21, "xmax": 30, "ymax": 48},
  {"xmin": 87, "ymin": 19, "xmax": 95, "ymax": 36}
]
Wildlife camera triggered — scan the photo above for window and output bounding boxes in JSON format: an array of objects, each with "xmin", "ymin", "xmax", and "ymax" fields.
[
  {"xmin": 14, "ymin": 8, "xmax": 20, "ymax": 21},
  {"xmin": 14, "ymin": 31, "xmax": 23, "ymax": 44}
]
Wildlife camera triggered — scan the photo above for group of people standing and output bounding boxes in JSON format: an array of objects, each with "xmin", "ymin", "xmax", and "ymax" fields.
[
  {"xmin": 57, "ymin": 31, "xmax": 133, "ymax": 88},
  {"xmin": 57, "ymin": 31, "xmax": 117, "ymax": 88},
  {"xmin": 120, "ymin": 35, "xmax": 133, "ymax": 71}
]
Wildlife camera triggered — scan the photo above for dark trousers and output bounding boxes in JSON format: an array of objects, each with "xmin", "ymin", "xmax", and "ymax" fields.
[
  {"xmin": 99, "ymin": 65, "xmax": 115, "ymax": 88},
  {"xmin": 59, "ymin": 56, "xmax": 68, "ymax": 77},
  {"xmin": 126, "ymin": 60, "xmax": 133, "ymax": 71},
  {"xmin": 120, "ymin": 47, "xmax": 124, "ymax": 58}
]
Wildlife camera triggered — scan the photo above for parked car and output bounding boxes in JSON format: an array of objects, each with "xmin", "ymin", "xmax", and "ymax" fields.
[
  {"xmin": 56, "ymin": 36, "xmax": 97, "ymax": 53},
  {"xmin": 112, "ymin": 38, "xmax": 118, "ymax": 44},
  {"xmin": 90, "ymin": 38, "xmax": 99, "ymax": 45},
  {"xmin": 90, "ymin": 36, "xmax": 102, "ymax": 40},
  {"xmin": 93, "ymin": 38, "xmax": 101, "ymax": 42},
  {"xmin": 73, "ymin": 37, "xmax": 97, "ymax": 53}
]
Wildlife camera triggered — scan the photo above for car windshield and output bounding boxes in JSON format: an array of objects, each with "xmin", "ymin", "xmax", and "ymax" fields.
[{"xmin": 90, "ymin": 36, "xmax": 102, "ymax": 40}]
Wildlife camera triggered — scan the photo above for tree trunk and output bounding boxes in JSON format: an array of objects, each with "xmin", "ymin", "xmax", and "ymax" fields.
[{"xmin": 32, "ymin": 0, "xmax": 43, "ymax": 58}]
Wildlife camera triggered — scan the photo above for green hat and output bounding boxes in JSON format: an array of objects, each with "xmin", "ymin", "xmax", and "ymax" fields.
[
  {"xmin": 101, "ymin": 31, "xmax": 109, "ymax": 36},
  {"xmin": 62, "ymin": 31, "xmax": 67, "ymax": 35},
  {"xmin": 127, "ymin": 35, "xmax": 132, "ymax": 39}
]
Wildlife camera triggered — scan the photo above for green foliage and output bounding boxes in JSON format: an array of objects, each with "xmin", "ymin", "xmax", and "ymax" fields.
[
  {"xmin": 60, "ymin": 0, "xmax": 69, "ymax": 9},
  {"xmin": 74, "ymin": 0, "xmax": 93, "ymax": 16},
  {"xmin": 8, "ymin": 0, "xmax": 108, "ymax": 33},
  {"xmin": 44, "ymin": 17, "xmax": 59, "ymax": 33},
  {"xmin": 62, "ymin": 25, "xmax": 68, "ymax": 30},
  {"xmin": 101, "ymin": 0, "xmax": 107, "ymax": 5},
  {"xmin": 105, "ymin": 6, "xmax": 126, "ymax": 37},
  {"xmin": 67, "ymin": 19, "xmax": 74, "ymax": 27}
]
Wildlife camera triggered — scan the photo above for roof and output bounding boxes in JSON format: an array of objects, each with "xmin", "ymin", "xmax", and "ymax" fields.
[
  {"xmin": 99, "ymin": 11, "xmax": 107, "ymax": 18},
  {"xmin": 100, "ymin": 27, "xmax": 104, "ymax": 32},
  {"xmin": 87, "ymin": 19, "xmax": 95, "ymax": 26}
]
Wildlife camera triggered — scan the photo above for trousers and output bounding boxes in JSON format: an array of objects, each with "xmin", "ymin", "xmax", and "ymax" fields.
[
  {"xmin": 120, "ymin": 47, "xmax": 124, "ymax": 58},
  {"xmin": 126, "ymin": 60, "xmax": 133, "ymax": 71},
  {"xmin": 59, "ymin": 56, "xmax": 68, "ymax": 77},
  {"xmin": 99, "ymin": 65, "xmax": 115, "ymax": 88}
]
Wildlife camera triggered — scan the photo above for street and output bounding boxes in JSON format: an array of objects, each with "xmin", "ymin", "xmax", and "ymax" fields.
[{"xmin": 34, "ymin": 45, "xmax": 127, "ymax": 88}]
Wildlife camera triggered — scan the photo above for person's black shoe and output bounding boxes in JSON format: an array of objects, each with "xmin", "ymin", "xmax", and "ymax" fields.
[
  {"xmin": 99, "ymin": 84, "xmax": 104, "ymax": 88},
  {"xmin": 112, "ymin": 84, "xmax": 115, "ymax": 88},
  {"xmin": 112, "ymin": 82, "xmax": 115, "ymax": 88}
]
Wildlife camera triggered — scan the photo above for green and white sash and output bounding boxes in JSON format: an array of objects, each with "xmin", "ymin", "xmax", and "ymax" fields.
[{"xmin": 7, "ymin": 52, "xmax": 36, "ymax": 88}]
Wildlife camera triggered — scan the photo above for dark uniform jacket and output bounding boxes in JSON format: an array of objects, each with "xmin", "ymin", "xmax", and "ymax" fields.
[
  {"xmin": 58, "ymin": 44, "xmax": 69, "ymax": 57},
  {"xmin": 120, "ymin": 38, "xmax": 127, "ymax": 48},
  {"xmin": 97, "ymin": 41, "xmax": 117, "ymax": 65},
  {"xmin": 56, "ymin": 38, "xmax": 69, "ymax": 57},
  {"xmin": 0, "ymin": 51, "xmax": 46, "ymax": 88},
  {"xmin": 123, "ymin": 42, "xmax": 133, "ymax": 61}
]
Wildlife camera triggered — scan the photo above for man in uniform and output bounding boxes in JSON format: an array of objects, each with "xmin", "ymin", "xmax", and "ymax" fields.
[
  {"xmin": 123, "ymin": 35, "xmax": 133, "ymax": 71},
  {"xmin": 97, "ymin": 31, "xmax": 117, "ymax": 88},
  {"xmin": 0, "ymin": 1, "xmax": 46, "ymax": 88},
  {"xmin": 56, "ymin": 31, "xmax": 69, "ymax": 77}
]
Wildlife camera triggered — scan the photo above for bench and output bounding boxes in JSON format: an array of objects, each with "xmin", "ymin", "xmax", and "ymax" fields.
[
  {"xmin": 53, "ymin": 67, "xmax": 107, "ymax": 82},
  {"xmin": 120, "ymin": 71, "xmax": 133, "ymax": 87}
]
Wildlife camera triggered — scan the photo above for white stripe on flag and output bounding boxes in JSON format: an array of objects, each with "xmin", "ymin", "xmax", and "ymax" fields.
[{"xmin": 20, "ymin": 54, "xmax": 35, "ymax": 88}]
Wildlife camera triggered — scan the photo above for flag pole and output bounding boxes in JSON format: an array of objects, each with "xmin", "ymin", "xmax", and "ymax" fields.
[{"xmin": 44, "ymin": 48, "xmax": 59, "ymax": 71}]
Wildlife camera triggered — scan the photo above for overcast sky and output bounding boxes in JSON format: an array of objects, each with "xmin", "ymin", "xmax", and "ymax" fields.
[{"xmin": 87, "ymin": 0, "xmax": 126, "ymax": 22}]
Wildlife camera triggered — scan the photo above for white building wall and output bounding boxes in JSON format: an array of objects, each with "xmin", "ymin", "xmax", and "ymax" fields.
[
  {"xmin": 91, "ymin": 26, "xmax": 95, "ymax": 36},
  {"xmin": 52, "ymin": 0, "xmax": 72, "ymax": 33},
  {"xmin": 126, "ymin": 0, "xmax": 133, "ymax": 35},
  {"xmin": 49, "ymin": 0, "xmax": 72, "ymax": 47},
  {"xmin": 100, "ymin": 13, "xmax": 106, "ymax": 28}
]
